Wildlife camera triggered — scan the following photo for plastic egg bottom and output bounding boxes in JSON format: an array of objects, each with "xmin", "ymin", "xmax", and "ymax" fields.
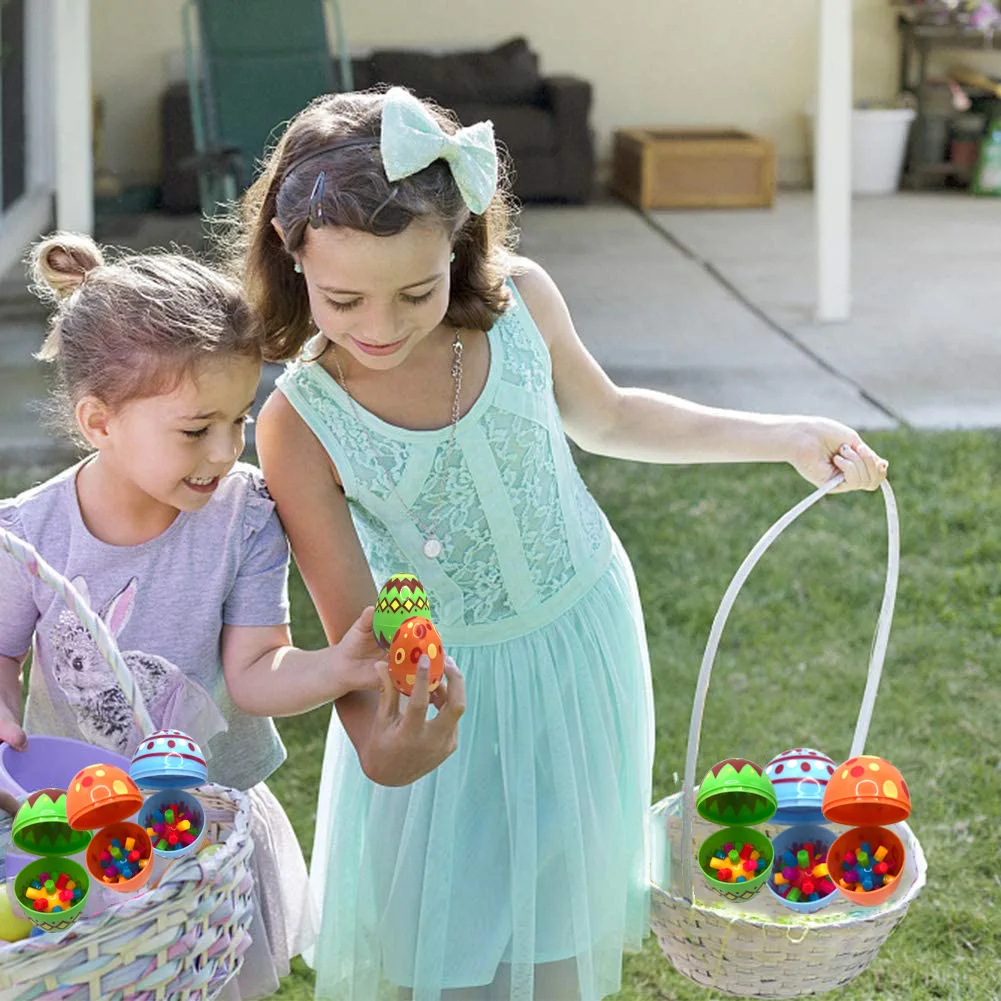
[
  {"xmin": 697, "ymin": 826, "xmax": 773, "ymax": 902},
  {"xmin": 85, "ymin": 821, "xmax": 153, "ymax": 894},
  {"xmin": 828, "ymin": 825, "xmax": 906, "ymax": 907},
  {"xmin": 141, "ymin": 789, "xmax": 206, "ymax": 861},
  {"xmin": 13, "ymin": 856, "xmax": 89, "ymax": 930},
  {"xmin": 765, "ymin": 823, "xmax": 839, "ymax": 914}
]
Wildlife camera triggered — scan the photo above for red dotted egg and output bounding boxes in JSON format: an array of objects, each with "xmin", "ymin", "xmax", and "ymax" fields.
[{"xmin": 389, "ymin": 616, "xmax": 445, "ymax": 696}]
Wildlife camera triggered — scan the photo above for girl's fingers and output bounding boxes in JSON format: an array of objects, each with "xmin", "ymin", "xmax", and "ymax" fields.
[
  {"xmin": 352, "ymin": 606, "xmax": 375, "ymax": 632},
  {"xmin": 403, "ymin": 655, "xmax": 432, "ymax": 727},
  {"xmin": 429, "ymin": 679, "xmax": 448, "ymax": 711},
  {"xmin": 0, "ymin": 789, "xmax": 21, "ymax": 816},
  {"xmin": 863, "ymin": 447, "xmax": 889, "ymax": 489},
  {"xmin": 831, "ymin": 452, "xmax": 860, "ymax": 492},
  {"xmin": 428, "ymin": 656, "xmax": 463, "ymax": 712},
  {"xmin": 375, "ymin": 661, "xmax": 400, "ymax": 721},
  {"xmin": 834, "ymin": 442, "xmax": 887, "ymax": 491},
  {"xmin": 359, "ymin": 661, "xmax": 386, "ymax": 692},
  {"xmin": 0, "ymin": 719, "xmax": 27, "ymax": 751},
  {"xmin": 854, "ymin": 443, "xmax": 878, "ymax": 487},
  {"xmin": 437, "ymin": 657, "xmax": 466, "ymax": 722}
]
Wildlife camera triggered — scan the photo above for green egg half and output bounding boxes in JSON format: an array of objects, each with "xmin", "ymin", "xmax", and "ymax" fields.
[
  {"xmin": 373, "ymin": 574, "xmax": 431, "ymax": 650},
  {"xmin": 12, "ymin": 788, "xmax": 91, "ymax": 856},
  {"xmin": 696, "ymin": 758, "xmax": 777, "ymax": 826}
]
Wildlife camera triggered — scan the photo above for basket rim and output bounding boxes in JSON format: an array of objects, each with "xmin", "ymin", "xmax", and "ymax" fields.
[{"xmin": 651, "ymin": 791, "xmax": 927, "ymax": 931}]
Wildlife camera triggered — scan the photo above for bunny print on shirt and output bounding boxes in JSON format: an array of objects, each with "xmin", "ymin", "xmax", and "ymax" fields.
[{"xmin": 47, "ymin": 575, "xmax": 228, "ymax": 755}]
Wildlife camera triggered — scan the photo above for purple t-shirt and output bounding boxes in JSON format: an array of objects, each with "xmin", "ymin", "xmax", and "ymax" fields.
[{"xmin": 0, "ymin": 460, "xmax": 289, "ymax": 791}]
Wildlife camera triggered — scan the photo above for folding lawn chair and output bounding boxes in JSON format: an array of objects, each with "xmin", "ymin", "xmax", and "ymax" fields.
[{"xmin": 182, "ymin": 0, "xmax": 353, "ymax": 216}]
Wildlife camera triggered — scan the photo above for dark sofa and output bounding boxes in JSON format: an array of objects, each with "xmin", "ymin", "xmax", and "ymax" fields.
[
  {"xmin": 350, "ymin": 38, "xmax": 595, "ymax": 203},
  {"xmin": 160, "ymin": 37, "xmax": 595, "ymax": 211}
]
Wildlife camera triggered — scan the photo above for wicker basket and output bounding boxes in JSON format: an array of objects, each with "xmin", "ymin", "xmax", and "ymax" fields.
[
  {"xmin": 649, "ymin": 477, "xmax": 927, "ymax": 998},
  {"xmin": 0, "ymin": 526, "xmax": 255, "ymax": 1000}
]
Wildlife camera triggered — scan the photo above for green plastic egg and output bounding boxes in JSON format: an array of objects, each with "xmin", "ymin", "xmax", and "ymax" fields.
[{"xmin": 373, "ymin": 574, "xmax": 431, "ymax": 650}]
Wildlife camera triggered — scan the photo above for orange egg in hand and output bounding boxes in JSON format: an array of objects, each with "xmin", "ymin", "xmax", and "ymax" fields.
[{"xmin": 389, "ymin": 617, "xmax": 445, "ymax": 696}]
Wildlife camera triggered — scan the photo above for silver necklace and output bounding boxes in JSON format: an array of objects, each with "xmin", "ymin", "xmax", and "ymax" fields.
[{"xmin": 331, "ymin": 331, "xmax": 463, "ymax": 560}]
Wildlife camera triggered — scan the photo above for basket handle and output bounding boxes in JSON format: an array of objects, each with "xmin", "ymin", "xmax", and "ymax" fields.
[
  {"xmin": 0, "ymin": 525, "xmax": 155, "ymax": 737},
  {"xmin": 678, "ymin": 475, "xmax": 899, "ymax": 901}
]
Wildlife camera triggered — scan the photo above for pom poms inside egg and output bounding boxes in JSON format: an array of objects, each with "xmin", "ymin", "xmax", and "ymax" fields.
[
  {"xmin": 389, "ymin": 616, "xmax": 444, "ymax": 696},
  {"xmin": 374, "ymin": 574, "xmax": 431, "ymax": 650}
]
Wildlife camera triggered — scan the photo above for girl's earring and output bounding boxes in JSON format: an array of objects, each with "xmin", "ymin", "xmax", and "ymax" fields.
[
  {"xmin": 293, "ymin": 261, "xmax": 303, "ymax": 274},
  {"xmin": 449, "ymin": 252, "xmax": 456, "ymax": 263}
]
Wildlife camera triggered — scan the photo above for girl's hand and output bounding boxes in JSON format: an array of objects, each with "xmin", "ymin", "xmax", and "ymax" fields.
[
  {"xmin": 0, "ymin": 717, "xmax": 27, "ymax": 752},
  {"xmin": 0, "ymin": 719, "xmax": 27, "ymax": 816},
  {"xmin": 787, "ymin": 418, "xmax": 888, "ymax": 493},
  {"xmin": 0, "ymin": 789, "xmax": 20, "ymax": 816},
  {"xmin": 360, "ymin": 655, "xmax": 466, "ymax": 787},
  {"xmin": 330, "ymin": 607, "xmax": 385, "ymax": 697}
]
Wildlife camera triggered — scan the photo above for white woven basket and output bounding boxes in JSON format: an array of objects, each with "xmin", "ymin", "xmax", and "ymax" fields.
[
  {"xmin": 649, "ymin": 477, "xmax": 927, "ymax": 998},
  {"xmin": 0, "ymin": 526, "xmax": 255, "ymax": 1000}
]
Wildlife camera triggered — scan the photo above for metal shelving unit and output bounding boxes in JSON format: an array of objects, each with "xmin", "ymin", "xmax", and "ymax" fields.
[{"xmin": 897, "ymin": 7, "xmax": 1001, "ymax": 187}]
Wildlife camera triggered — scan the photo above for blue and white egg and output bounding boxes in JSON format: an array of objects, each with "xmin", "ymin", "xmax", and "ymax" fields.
[
  {"xmin": 765, "ymin": 747, "xmax": 836, "ymax": 824},
  {"xmin": 130, "ymin": 729, "xmax": 207, "ymax": 790}
]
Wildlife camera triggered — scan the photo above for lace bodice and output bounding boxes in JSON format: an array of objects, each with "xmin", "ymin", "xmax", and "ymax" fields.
[{"xmin": 277, "ymin": 282, "xmax": 611, "ymax": 645}]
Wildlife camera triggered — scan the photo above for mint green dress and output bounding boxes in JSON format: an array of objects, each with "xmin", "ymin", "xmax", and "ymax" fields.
[{"xmin": 277, "ymin": 282, "xmax": 654, "ymax": 1001}]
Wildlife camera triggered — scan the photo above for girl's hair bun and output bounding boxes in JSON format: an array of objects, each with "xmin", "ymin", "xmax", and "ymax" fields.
[{"xmin": 30, "ymin": 232, "xmax": 105, "ymax": 301}]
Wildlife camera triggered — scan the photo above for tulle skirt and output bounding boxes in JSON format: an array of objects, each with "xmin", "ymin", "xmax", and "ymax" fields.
[
  {"xmin": 306, "ymin": 535, "xmax": 654, "ymax": 1001},
  {"xmin": 219, "ymin": 783, "xmax": 319, "ymax": 1000}
]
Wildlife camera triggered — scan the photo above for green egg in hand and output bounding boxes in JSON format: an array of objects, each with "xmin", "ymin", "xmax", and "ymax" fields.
[{"xmin": 373, "ymin": 574, "xmax": 431, "ymax": 650}]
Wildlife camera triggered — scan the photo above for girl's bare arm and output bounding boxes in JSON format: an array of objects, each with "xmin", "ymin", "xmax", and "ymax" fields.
[
  {"xmin": 512, "ymin": 259, "xmax": 887, "ymax": 493},
  {"xmin": 256, "ymin": 390, "xmax": 464, "ymax": 786}
]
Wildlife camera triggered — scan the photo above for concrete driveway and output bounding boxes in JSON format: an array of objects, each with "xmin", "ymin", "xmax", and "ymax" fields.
[
  {"xmin": 0, "ymin": 191, "xmax": 997, "ymax": 461},
  {"xmin": 519, "ymin": 191, "xmax": 1000, "ymax": 431}
]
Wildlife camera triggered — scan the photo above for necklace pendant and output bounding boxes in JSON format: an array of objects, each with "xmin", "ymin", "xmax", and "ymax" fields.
[{"xmin": 423, "ymin": 537, "xmax": 443, "ymax": 560}]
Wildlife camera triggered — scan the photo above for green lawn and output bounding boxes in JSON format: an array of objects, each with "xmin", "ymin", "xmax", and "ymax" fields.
[
  {"xmin": 5, "ymin": 429, "xmax": 997, "ymax": 999},
  {"xmin": 268, "ymin": 429, "xmax": 999, "ymax": 1001}
]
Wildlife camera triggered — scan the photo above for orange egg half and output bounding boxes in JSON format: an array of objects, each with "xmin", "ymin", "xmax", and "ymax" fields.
[
  {"xmin": 66, "ymin": 764, "xmax": 143, "ymax": 831},
  {"xmin": 822, "ymin": 755, "xmax": 911, "ymax": 826},
  {"xmin": 389, "ymin": 617, "xmax": 445, "ymax": 696}
]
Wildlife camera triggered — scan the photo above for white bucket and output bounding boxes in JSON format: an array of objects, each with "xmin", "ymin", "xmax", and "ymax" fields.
[
  {"xmin": 807, "ymin": 105, "xmax": 917, "ymax": 196},
  {"xmin": 851, "ymin": 107, "xmax": 916, "ymax": 195}
]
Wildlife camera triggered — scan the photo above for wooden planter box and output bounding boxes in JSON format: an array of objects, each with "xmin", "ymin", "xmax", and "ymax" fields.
[{"xmin": 611, "ymin": 128, "xmax": 776, "ymax": 209}]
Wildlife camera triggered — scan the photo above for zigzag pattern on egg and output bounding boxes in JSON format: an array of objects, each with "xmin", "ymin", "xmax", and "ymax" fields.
[{"xmin": 373, "ymin": 574, "xmax": 432, "ymax": 650}]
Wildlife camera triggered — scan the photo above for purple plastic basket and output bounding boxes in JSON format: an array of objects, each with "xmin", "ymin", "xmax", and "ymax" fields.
[{"xmin": 0, "ymin": 735, "xmax": 132, "ymax": 803}]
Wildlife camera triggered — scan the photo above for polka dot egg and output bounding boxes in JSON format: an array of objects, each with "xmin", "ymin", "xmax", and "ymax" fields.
[
  {"xmin": 765, "ymin": 748, "xmax": 836, "ymax": 824},
  {"xmin": 130, "ymin": 729, "xmax": 208, "ymax": 790},
  {"xmin": 66, "ymin": 765, "xmax": 143, "ymax": 831},
  {"xmin": 822, "ymin": 755, "xmax": 911, "ymax": 827},
  {"xmin": 389, "ymin": 616, "xmax": 445, "ymax": 696}
]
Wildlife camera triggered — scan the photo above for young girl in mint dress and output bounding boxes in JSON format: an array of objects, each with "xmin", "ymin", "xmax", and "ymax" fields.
[{"xmin": 236, "ymin": 87, "xmax": 889, "ymax": 1000}]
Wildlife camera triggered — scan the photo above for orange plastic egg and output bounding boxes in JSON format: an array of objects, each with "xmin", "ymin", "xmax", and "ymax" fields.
[
  {"xmin": 66, "ymin": 764, "xmax": 143, "ymax": 831},
  {"xmin": 822, "ymin": 755, "xmax": 911, "ymax": 826},
  {"xmin": 389, "ymin": 616, "xmax": 444, "ymax": 696}
]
